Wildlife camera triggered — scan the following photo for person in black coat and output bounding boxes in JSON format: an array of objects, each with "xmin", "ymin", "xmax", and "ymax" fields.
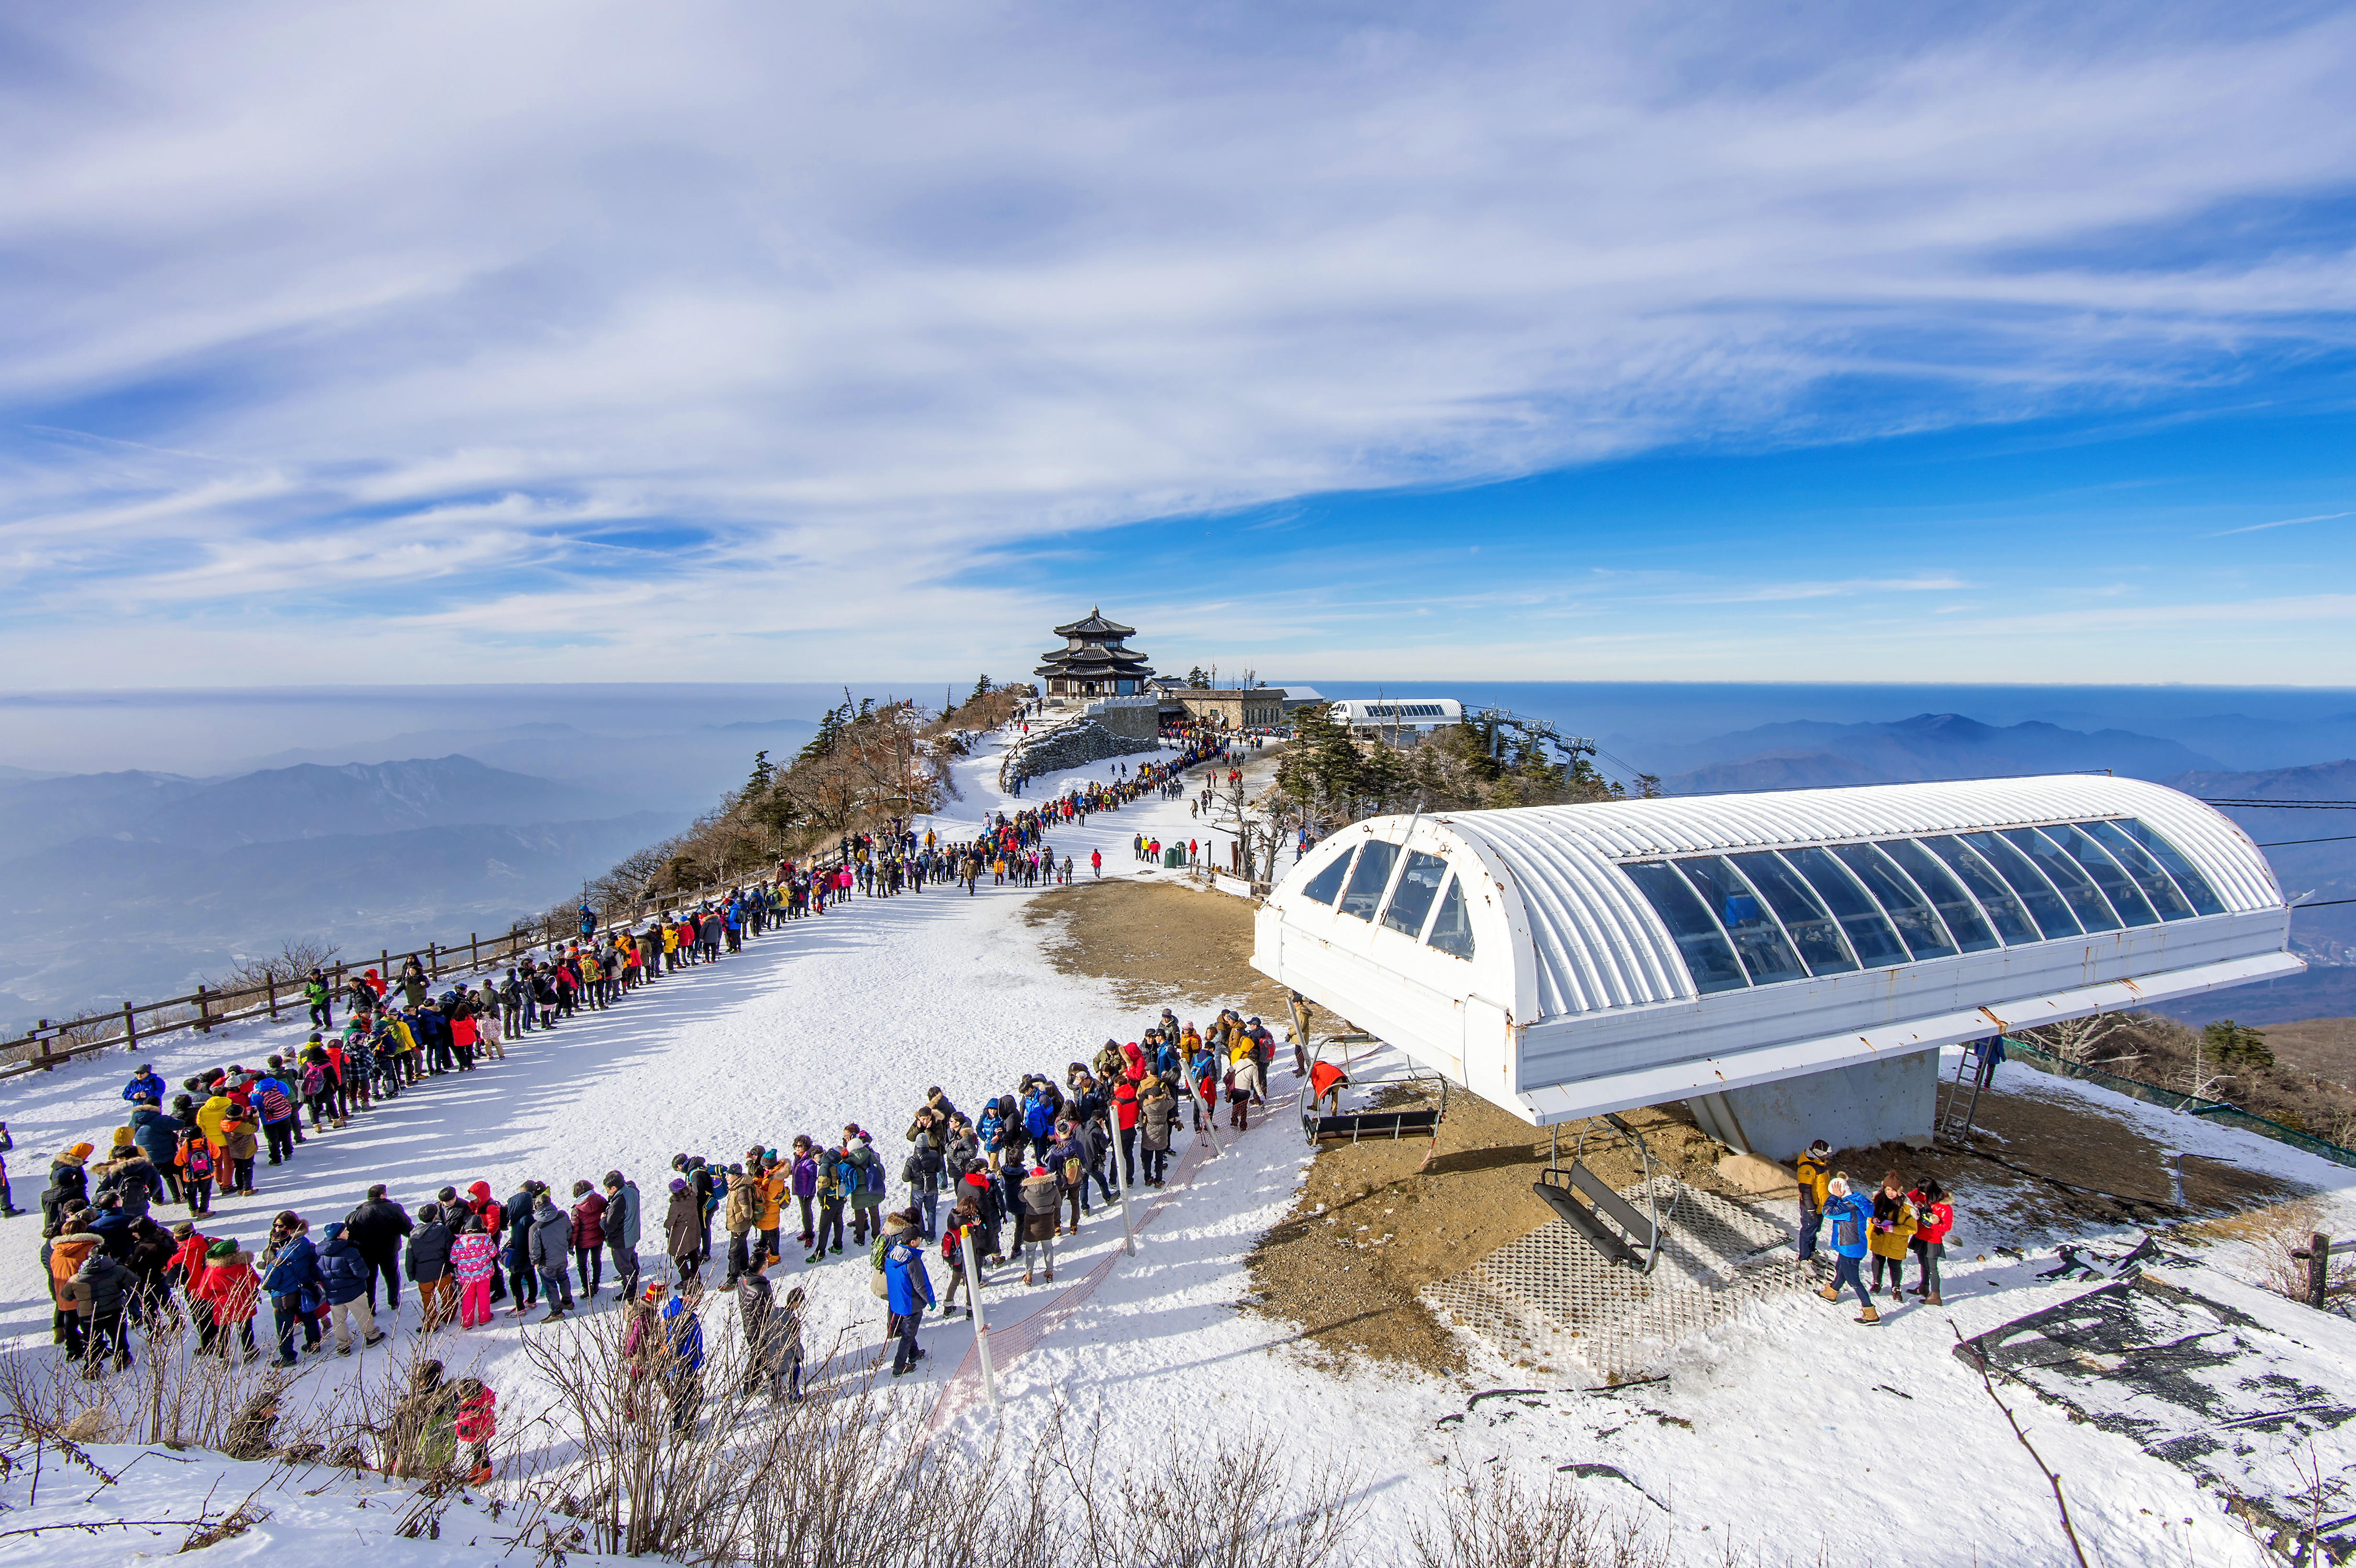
[
  {"xmin": 504, "ymin": 1181, "xmax": 542, "ymax": 1314},
  {"xmin": 344, "ymin": 1184, "xmax": 414, "ymax": 1313},
  {"xmin": 405, "ymin": 1202, "xmax": 455, "ymax": 1330},
  {"xmin": 130, "ymin": 1107, "xmax": 185, "ymax": 1205},
  {"xmin": 41, "ymin": 1145, "xmax": 92, "ymax": 1238}
]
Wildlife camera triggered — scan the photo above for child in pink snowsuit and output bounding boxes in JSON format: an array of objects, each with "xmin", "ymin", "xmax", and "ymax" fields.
[{"xmin": 450, "ymin": 1219, "xmax": 499, "ymax": 1328}]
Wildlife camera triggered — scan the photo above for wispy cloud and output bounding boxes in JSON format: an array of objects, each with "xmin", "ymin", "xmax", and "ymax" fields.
[
  {"xmin": 2209, "ymin": 511, "xmax": 2352, "ymax": 537},
  {"xmin": 0, "ymin": 2, "xmax": 2351, "ymax": 682}
]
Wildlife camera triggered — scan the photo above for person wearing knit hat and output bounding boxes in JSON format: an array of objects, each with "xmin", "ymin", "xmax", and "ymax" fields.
[{"xmin": 664, "ymin": 1176, "xmax": 702, "ymax": 1285}]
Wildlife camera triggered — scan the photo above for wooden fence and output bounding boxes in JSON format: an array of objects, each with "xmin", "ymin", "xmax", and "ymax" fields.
[{"xmin": 0, "ymin": 865, "xmax": 806, "ymax": 1085}]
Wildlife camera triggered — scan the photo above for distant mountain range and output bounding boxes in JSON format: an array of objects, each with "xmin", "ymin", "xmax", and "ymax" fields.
[
  {"xmin": 0, "ymin": 755, "xmax": 683, "ymax": 1029},
  {"xmin": 1657, "ymin": 712, "xmax": 2220, "ymax": 795},
  {"xmin": 0, "ymin": 755, "xmax": 617, "ymax": 858}
]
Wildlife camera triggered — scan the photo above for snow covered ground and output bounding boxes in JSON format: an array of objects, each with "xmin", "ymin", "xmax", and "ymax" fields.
[{"xmin": 7, "ymin": 726, "xmax": 2356, "ymax": 1567}]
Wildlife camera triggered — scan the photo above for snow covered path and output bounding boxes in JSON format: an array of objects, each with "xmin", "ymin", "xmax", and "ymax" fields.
[{"xmin": 7, "ymin": 727, "xmax": 2356, "ymax": 1567}]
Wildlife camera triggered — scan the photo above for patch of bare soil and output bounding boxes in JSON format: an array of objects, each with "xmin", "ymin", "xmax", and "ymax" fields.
[
  {"xmin": 1243, "ymin": 1074, "xmax": 1738, "ymax": 1375},
  {"xmin": 1826, "ymin": 1078, "xmax": 2309, "ymax": 1247},
  {"xmin": 1023, "ymin": 877, "xmax": 1291, "ymax": 1017}
]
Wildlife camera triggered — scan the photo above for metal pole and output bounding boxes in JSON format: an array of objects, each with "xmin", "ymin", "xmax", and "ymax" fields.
[
  {"xmin": 1113, "ymin": 1143, "xmax": 1136, "ymax": 1256},
  {"xmin": 959, "ymin": 1220, "xmax": 998, "ymax": 1412}
]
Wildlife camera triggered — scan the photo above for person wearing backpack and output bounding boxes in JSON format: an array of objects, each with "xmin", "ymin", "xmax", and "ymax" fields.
[
  {"xmin": 807, "ymin": 1144, "xmax": 847, "ymax": 1262},
  {"xmin": 252, "ymin": 1066, "xmax": 300, "ymax": 1165},
  {"xmin": 178, "ymin": 1126, "xmax": 217, "ymax": 1216},
  {"xmin": 843, "ymin": 1131, "xmax": 885, "ymax": 1248},
  {"xmin": 1016, "ymin": 1164, "xmax": 1060, "ymax": 1286},
  {"xmin": 1814, "ymin": 1176, "xmax": 1879, "ymax": 1325}
]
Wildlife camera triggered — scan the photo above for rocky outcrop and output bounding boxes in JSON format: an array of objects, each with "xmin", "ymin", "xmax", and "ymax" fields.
[{"xmin": 999, "ymin": 718, "xmax": 1161, "ymax": 788}]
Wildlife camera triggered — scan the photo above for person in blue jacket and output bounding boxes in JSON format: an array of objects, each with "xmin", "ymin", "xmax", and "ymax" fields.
[
  {"xmin": 260, "ymin": 1211, "xmax": 325, "ymax": 1365},
  {"xmin": 122, "ymin": 1065, "xmax": 166, "ymax": 1105},
  {"xmin": 661, "ymin": 1284, "xmax": 706, "ymax": 1436},
  {"xmin": 316, "ymin": 1220, "xmax": 386, "ymax": 1355},
  {"xmin": 883, "ymin": 1210, "xmax": 935, "ymax": 1377},
  {"xmin": 1815, "ymin": 1176, "xmax": 1880, "ymax": 1325}
]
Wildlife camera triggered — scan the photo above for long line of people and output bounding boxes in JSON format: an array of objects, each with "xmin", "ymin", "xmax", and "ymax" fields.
[{"xmin": 29, "ymin": 999, "xmax": 1281, "ymax": 1429}]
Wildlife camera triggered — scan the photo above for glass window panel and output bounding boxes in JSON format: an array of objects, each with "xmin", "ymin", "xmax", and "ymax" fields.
[
  {"xmin": 1426, "ymin": 876, "xmax": 1475, "ymax": 959},
  {"xmin": 2109, "ymin": 818, "xmax": 2228, "ymax": 916},
  {"xmin": 1621, "ymin": 862, "xmax": 1749, "ymax": 994},
  {"xmin": 1962, "ymin": 832, "xmax": 2082, "ymax": 938},
  {"xmin": 1337, "ymin": 841, "xmax": 1398, "ymax": 921},
  {"xmin": 1878, "ymin": 839, "xmax": 2000, "ymax": 952},
  {"xmin": 1382, "ymin": 850, "xmax": 1450, "ymax": 936},
  {"xmin": 2044, "ymin": 823, "xmax": 2160, "ymax": 927},
  {"xmin": 2004, "ymin": 829, "xmax": 2121, "ymax": 932},
  {"xmin": 1299, "ymin": 849, "xmax": 1351, "ymax": 905},
  {"xmin": 1921, "ymin": 836, "xmax": 2041, "ymax": 945},
  {"xmin": 1677, "ymin": 857, "xmax": 1807, "ymax": 985},
  {"xmin": 1783, "ymin": 848, "xmax": 1910, "ymax": 968},
  {"xmin": 1730, "ymin": 852, "xmax": 1858, "ymax": 975},
  {"xmin": 2079, "ymin": 819, "xmax": 2197, "ymax": 921},
  {"xmin": 1832, "ymin": 843, "xmax": 1959, "ymax": 960}
]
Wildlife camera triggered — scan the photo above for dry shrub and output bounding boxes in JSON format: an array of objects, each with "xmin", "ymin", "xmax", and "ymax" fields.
[
  {"xmin": 1410, "ymin": 1466, "xmax": 1668, "ymax": 1568},
  {"xmin": 508, "ymin": 1307, "xmax": 1366, "ymax": 1568}
]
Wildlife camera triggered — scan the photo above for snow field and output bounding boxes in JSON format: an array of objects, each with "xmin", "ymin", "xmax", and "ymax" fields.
[{"xmin": 4, "ymin": 727, "xmax": 2353, "ymax": 1566}]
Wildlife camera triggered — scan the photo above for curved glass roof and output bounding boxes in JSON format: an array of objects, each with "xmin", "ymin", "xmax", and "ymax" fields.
[{"xmin": 1619, "ymin": 815, "xmax": 2225, "ymax": 996}]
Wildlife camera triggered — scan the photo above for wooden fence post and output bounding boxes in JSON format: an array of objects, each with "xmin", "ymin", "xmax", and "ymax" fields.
[
  {"xmin": 2311, "ymin": 1232, "xmax": 2331, "ymax": 1311},
  {"xmin": 122, "ymin": 1002, "xmax": 137, "ymax": 1055},
  {"xmin": 470, "ymin": 932, "xmax": 479, "ymax": 970},
  {"xmin": 35, "ymin": 1025, "xmax": 53, "ymax": 1072},
  {"xmin": 426, "ymin": 942, "xmax": 438, "ymax": 978},
  {"xmin": 196, "ymin": 985, "xmax": 211, "ymax": 1034},
  {"xmin": 266, "ymin": 973, "xmax": 279, "ymax": 1021}
]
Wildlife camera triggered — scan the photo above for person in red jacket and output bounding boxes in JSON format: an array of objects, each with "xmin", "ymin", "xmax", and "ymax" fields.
[
  {"xmin": 1111, "ymin": 1070, "xmax": 1142, "ymax": 1188},
  {"xmin": 1908, "ymin": 1180, "xmax": 1953, "ymax": 1306},
  {"xmin": 195, "ymin": 1240, "xmax": 260, "ymax": 1361}
]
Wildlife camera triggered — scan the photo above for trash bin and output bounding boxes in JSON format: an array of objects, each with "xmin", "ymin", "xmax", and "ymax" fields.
[{"xmin": 1164, "ymin": 845, "xmax": 1183, "ymax": 869}]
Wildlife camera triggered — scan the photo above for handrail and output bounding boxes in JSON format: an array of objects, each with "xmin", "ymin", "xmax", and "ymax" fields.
[{"xmin": 0, "ymin": 854, "xmax": 853, "ymax": 1083}]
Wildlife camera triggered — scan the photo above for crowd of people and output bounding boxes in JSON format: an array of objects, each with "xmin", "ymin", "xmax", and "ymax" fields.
[
  {"xmin": 23, "ymin": 732, "xmax": 1288, "ymax": 1470},
  {"xmin": 28, "ymin": 996, "xmax": 1285, "ymax": 1450}
]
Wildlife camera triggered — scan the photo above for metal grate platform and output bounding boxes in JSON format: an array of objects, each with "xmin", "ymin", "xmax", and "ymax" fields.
[{"xmin": 1423, "ymin": 1177, "xmax": 1808, "ymax": 1383}]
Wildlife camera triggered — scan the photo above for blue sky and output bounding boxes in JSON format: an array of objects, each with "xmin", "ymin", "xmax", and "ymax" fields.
[{"xmin": 0, "ymin": 1, "xmax": 2352, "ymax": 687}]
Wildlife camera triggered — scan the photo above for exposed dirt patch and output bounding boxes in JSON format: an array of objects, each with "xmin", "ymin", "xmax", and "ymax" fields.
[
  {"xmin": 1242, "ymin": 1063, "xmax": 1738, "ymax": 1375},
  {"xmin": 1823, "ymin": 1075, "xmax": 2311, "ymax": 1247},
  {"xmin": 1024, "ymin": 877, "xmax": 1290, "ymax": 1017}
]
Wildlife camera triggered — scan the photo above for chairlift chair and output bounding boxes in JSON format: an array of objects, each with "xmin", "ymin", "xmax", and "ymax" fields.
[{"xmin": 1532, "ymin": 1114, "xmax": 1677, "ymax": 1274}]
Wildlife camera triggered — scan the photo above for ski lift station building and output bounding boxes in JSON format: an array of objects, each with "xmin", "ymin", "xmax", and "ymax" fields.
[{"xmin": 1250, "ymin": 776, "xmax": 2300, "ymax": 1158}]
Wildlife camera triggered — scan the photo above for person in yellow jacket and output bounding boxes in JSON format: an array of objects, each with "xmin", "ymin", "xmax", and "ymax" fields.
[
  {"xmin": 195, "ymin": 1091, "xmax": 233, "ymax": 1162},
  {"xmin": 755, "ymin": 1166, "xmax": 787, "ymax": 1266},
  {"xmin": 1865, "ymin": 1170, "xmax": 1917, "ymax": 1303},
  {"xmin": 1794, "ymin": 1139, "xmax": 1832, "ymax": 1265}
]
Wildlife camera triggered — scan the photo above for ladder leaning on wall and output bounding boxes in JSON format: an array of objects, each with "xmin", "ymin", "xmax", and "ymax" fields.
[{"xmin": 1936, "ymin": 1036, "xmax": 2005, "ymax": 1146}]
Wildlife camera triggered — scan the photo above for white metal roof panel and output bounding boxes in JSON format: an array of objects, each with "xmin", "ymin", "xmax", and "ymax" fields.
[{"xmin": 1440, "ymin": 774, "xmax": 2280, "ymax": 1022}]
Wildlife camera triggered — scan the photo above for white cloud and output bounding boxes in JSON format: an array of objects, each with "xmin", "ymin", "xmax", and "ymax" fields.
[{"xmin": 0, "ymin": 2, "xmax": 2351, "ymax": 681}]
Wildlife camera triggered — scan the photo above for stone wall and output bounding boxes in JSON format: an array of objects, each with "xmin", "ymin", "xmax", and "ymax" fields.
[
  {"xmin": 999, "ymin": 717, "xmax": 1162, "ymax": 787},
  {"xmin": 1088, "ymin": 697, "xmax": 1161, "ymax": 739}
]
